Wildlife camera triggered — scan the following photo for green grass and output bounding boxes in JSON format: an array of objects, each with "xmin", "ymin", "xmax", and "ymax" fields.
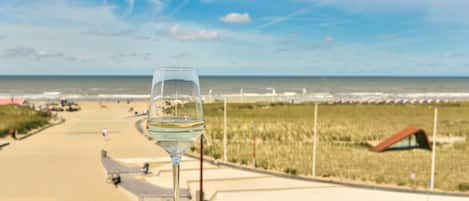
[
  {"xmin": 0, "ymin": 105, "xmax": 51, "ymax": 137},
  {"xmin": 194, "ymin": 102, "xmax": 469, "ymax": 192}
]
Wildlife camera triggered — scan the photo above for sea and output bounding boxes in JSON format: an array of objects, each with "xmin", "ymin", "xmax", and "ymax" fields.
[{"xmin": 2, "ymin": 76, "xmax": 469, "ymax": 102}]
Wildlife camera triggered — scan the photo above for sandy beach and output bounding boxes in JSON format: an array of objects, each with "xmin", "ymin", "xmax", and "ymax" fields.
[{"xmin": 0, "ymin": 101, "xmax": 165, "ymax": 201}]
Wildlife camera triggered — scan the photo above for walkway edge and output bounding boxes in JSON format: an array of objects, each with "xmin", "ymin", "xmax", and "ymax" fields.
[
  {"xmin": 17, "ymin": 117, "xmax": 66, "ymax": 141},
  {"xmin": 184, "ymin": 152, "xmax": 469, "ymax": 198},
  {"xmin": 1, "ymin": 117, "xmax": 66, "ymax": 150}
]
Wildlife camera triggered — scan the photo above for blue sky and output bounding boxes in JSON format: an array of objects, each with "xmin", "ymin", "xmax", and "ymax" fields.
[{"xmin": 0, "ymin": 0, "xmax": 468, "ymax": 76}]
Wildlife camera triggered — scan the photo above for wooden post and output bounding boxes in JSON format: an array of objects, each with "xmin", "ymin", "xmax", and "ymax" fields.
[
  {"xmin": 223, "ymin": 97, "xmax": 228, "ymax": 162},
  {"xmin": 250, "ymin": 121, "xmax": 256, "ymax": 168},
  {"xmin": 430, "ymin": 107, "xmax": 438, "ymax": 191},
  {"xmin": 312, "ymin": 103, "xmax": 318, "ymax": 177},
  {"xmin": 253, "ymin": 131, "xmax": 256, "ymax": 168}
]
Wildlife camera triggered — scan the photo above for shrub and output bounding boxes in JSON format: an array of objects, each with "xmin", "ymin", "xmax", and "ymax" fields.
[
  {"xmin": 256, "ymin": 159, "xmax": 269, "ymax": 169},
  {"xmin": 458, "ymin": 183, "xmax": 469, "ymax": 192},
  {"xmin": 375, "ymin": 176, "xmax": 385, "ymax": 184},
  {"xmin": 240, "ymin": 159, "xmax": 248, "ymax": 165},
  {"xmin": 203, "ymin": 145, "xmax": 222, "ymax": 159},
  {"xmin": 284, "ymin": 168, "xmax": 298, "ymax": 175},
  {"xmin": 0, "ymin": 128, "xmax": 9, "ymax": 138},
  {"xmin": 0, "ymin": 105, "xmax": 50, "ymax": 136}
]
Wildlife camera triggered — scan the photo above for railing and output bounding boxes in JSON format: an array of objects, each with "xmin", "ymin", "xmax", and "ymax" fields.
[{"xmin": 196, "ymin": 98, "xmax": 469, "ymax": 193}]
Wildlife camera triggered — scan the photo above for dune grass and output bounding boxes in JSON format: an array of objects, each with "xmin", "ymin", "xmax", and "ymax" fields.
[
  {"xmin": 0, "ymin": 105, "xmax": 50, "ymax": 137},
  {"xmin": 196, "ymin": 102, "xmax": 469, "ymax": 192}
]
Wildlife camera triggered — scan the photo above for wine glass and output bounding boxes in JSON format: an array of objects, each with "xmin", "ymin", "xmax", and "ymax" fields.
[{"xmin": 148, "ymin": 67, "xmax": 204, "ymax": 201}]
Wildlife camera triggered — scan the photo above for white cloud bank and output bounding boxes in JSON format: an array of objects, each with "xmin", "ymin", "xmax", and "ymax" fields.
[
  {"xmin": 220, "ymin": 13, "xmax": 252, "ymax": 23},
  {"xmin": 0, "ymin": 46, "xmax": 84, "ymax": 61},
  {"xmin": 168, "ymin": 25, "xmax": 219, "ymax": 41}
]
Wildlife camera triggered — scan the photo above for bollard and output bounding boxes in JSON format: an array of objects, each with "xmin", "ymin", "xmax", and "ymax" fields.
[
  {"xmin": 111, "ymin": 174, "xmax": 121, "ymax": 187},
  {"xmin": 142, "ymin": 163, "xmax": 150, "ymax": 175},
  {"xmin": 101, "ymin": 149, "xmax": 107, "ymax": 158},
  {"xmin": 196, "ymin": 190, "xmax": 205, "ymax": 201}
]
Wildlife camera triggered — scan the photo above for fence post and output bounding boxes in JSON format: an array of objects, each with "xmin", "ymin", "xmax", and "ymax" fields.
[
  {"xmin": 312, "ymin": 103, "xmax": 318, "ymax": 177},
  {"xmin": 223, "ymin": 97, "xmax": 228, "ymax": 162},
  {"xmin": 252, "ymin": 122, "xmax": 256, "ymax": 168},
  {"xmin": 430, "ymin": 107, "xmax": 438, "ymax": 191}
]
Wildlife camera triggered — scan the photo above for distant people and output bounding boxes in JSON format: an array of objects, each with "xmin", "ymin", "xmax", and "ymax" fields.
[
  {"xmin": 111, "ymin": 174, "xmax": 121, "ymax": 187},
  {"xmin": 11, "ymin": 129, "xmax": 17, "ymax": 140},
  {"xmin": 102, "ymin": 128, "xmax": 109, "ymax": 141}
]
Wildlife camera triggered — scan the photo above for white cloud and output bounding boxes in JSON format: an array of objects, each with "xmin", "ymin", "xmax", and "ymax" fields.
[
  {"xmin": 258, "ymin": 7, "xmax": 312, "ymax": 29},
  {"xmin": 2, "ymin": 1, "xmax": 122, "ymax": 27},
  {"xmin": 121, "ymin": 52, "xmax": 151, "ymax": 59},
  {"xmin": 125, "ymin": 0, "xmax": 135, "ymax": 15},
  {"xmin": 2, "ymin": 47, "xmax": 67, "ymax": 60},
  {"xmin": 324, "ymin": 36, "xmax": 335, "ymax": 42},
  {"xmin": 168, "ymin": 25, "xmax": 219, "ymax": 41},
  {"xmin": 80, "ymin": 30, "xmax": 133, "ymax": 37},
  {"xmin": 171, "ymin": 53, "xmax": 189, "ymax": 59},
  {"xmin": 0, "ymin": 1, "xmax": 283, "ymax": 74},
  {"xmin": 147, "ymin": 0, "xmax": 165, "ymax": 14},
  {"xmin": 168, "ymin": 0, "xmax": 190, "ymax": 17},
  {"xmin": 220, "ymin": 13, "xmax": 252, "ymax": 24}
]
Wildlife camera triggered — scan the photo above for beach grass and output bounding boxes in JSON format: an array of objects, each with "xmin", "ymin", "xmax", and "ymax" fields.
[
  {"xmin": 0, "ymin": 105, "xmax": 50, "ymax": 137},
  {"xmin": 196, "ymin": 102, "xmax": 469, "ymax": 192}
]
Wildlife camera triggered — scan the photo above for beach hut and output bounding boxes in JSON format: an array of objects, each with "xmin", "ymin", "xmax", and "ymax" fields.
[{"xmin": 372, "ymin": 128, "xmax": 432, "ymax": 152}]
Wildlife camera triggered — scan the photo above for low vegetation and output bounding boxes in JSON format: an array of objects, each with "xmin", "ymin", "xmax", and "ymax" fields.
[
  {"xmin": 0, "ymin": 105, "xmax": 51, "ymax": 138},
  {"xmin": 192, "ymin": 102, "xmax": 469, "ymax": 192}
]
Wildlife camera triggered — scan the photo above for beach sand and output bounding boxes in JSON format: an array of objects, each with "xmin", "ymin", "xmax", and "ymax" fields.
[{"xmin": 0, "ymin": 101, "xmax": 166, "ymax": 201}]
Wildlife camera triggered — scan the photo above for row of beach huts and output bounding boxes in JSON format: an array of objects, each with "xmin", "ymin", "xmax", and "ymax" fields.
[{"xmin": 330, "ymin": 98, "xmax": 452, "ymax": 105}]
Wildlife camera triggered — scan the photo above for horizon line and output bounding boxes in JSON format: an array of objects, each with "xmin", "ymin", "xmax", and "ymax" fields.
[{"xmin": 2, "ymin": 74, "xmax": 469, "ymax": 78}]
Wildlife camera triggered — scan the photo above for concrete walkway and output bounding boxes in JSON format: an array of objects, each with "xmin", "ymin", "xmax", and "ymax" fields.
[
  {"xmin": 0, "ymin": 102, "xmax": 166, "ymax": 201},
  {"xmin": 117, "ymin": 156, "xmax": 469, "ymax": 201}
]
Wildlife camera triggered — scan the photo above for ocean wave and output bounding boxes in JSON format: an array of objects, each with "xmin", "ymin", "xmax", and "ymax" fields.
[{"xmin": 1, "ymin": 91, "xmax": 469, "ymax": 101}]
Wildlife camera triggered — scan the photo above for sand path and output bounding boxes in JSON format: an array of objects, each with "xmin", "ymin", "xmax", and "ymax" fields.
[{"xmin": 0, "ymin": 102, "xmax": 166, "ymax": 201}]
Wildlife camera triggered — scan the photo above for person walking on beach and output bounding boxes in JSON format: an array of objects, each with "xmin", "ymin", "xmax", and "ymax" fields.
[
  {"xmin": 11, "ymin": 128, "xmax": 17, "ymax": 140},
  {"xmin": 102, "ymin": 128, "xmax": 109, "ymax": 141}
]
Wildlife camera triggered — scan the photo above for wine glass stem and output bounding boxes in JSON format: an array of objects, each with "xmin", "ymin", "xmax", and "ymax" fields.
[{"xmin": 172, "ymin": 156, "xmax": 181, "ymax": 201}]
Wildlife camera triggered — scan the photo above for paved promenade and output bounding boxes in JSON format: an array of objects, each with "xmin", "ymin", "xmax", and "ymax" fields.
[
  {"xmin": 118, "ymin": 156, "xmax": 469, "ymax": 201},
  {"xmin": 0, "ymin": 102, "xmax": 166, "ymax": 201},
  {"xmin": 1, "ymin": 101, "xmax": 468, "ymax": 201}
]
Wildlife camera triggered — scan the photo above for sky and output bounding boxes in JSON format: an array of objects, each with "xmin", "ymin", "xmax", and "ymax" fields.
[{"xmin": 0, "ymin": 0, "xmax": 468, "ymax": 76}]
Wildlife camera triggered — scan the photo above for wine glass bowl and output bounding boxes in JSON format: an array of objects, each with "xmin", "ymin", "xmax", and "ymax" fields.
[{"xmin": 148, "ymin": 67, "xmax": 204, "ymax": 201}]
